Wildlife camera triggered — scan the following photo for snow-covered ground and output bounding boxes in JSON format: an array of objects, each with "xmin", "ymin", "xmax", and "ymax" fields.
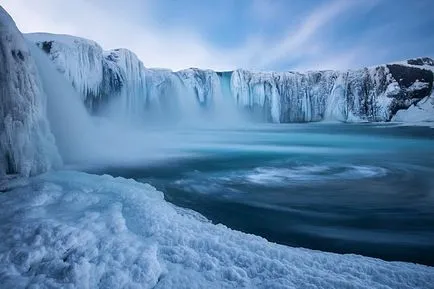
[{"xmin": 1, "ymin": 171, "xmax": 433, "ymax": 289}]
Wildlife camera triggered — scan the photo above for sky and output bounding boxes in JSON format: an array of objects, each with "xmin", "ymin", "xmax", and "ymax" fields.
[{"xmin": 2, "ymin": 0, "xmax": 434, "ymax": 71}]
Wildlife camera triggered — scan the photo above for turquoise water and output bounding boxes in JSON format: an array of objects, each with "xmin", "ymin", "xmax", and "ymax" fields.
[{"xmin": 89, "ymin": 123, "xmax": 434, "ymax": 265}]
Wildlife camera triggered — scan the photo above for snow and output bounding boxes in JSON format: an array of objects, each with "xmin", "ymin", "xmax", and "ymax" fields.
[
  {"xmin": 102, "ymin": 48, "xmax": 148, "ymax": 119},
  {"xmin": 1, "ymin": 5, "xmax": 434, "ymax": 288},
  {"xmin": 26, "ymin": 32, "xmax": 434, "ymax": 124},
  {"xmin": 392, "ymin": 94, "xmax": 434, "ymax": 124},
  {"xmin": 385, "ymin": 81, "xmax": 401, "ymax": 96},
  {"xmin": 393, "ymin": 57, "xmax": 434, "ymax": 72},
  {"xmin": 0, "ymin": 170, "xmax": 433, "ymax": 289},
  {"xmin": 26, "ymin": 33, "xmax": 105, "ymax": 103},
  {"xmin": 407, "ymin": 80, "xmax": 430, "ymax": 92},
  {"xmin": 0, "ymin": 6, "xmax": 61, "ymax": 176}
]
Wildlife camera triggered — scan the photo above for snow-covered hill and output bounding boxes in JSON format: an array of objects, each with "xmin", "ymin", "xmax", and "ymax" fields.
[{"xmin": 27, "ymin": 33, "xmax": 434, "ymax": 123}]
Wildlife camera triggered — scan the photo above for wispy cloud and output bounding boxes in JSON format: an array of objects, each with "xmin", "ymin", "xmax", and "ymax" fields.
[
  {"xmin": 253, "ymin": 0, "xmax": 358, "ymax": 67},
  {"xmin": 249, "ymin": 0, "xmax": 284, "ymax": 22},
  {"xmin": 3, "ymin": 0, "xmax": 427, "ymax": 72},
  {"xmin": 2, "ymin": 0, "xmax": 249, "ymax": 71}
]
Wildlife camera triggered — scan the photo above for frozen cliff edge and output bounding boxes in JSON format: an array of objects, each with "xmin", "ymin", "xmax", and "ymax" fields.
[
  {"xmin": 27, "ymin": 33, "xmax": 434, "ymax": 123},
  {"xmin": 1, "ymin": 170, "xmax": 433, "ymax": 288},
  {"xmin": 0, "ymin": 7, "xmax": 60, "ymax": 176}
]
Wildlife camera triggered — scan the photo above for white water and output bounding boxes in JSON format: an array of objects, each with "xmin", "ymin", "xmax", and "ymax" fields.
[
  {"xmin": 28, "ymin": 43, "xmax": 251, "ymax": 169},
  {"xmin": 30, "ymin": 43, "xmax": 168, "ymax": 167}
]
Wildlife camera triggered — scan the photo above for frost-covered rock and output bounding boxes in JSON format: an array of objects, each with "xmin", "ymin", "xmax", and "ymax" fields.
[
  {"xmin": 233, "ymin": 64, "xmax": 433, "ymax": 122},
  {"xmin": 392, "ymin": 93, "xmax": 434, "ymax": 123},
  {"xmin": 27, "ymin": 34, "xmax": 434, "ymax": 124},
  {"xmin": 0, "ymin": 6, "xmax": 60, "ymax": 176},
  {"xmin": 1, "ymin": 170, "xmax": 433, "ymax": 289}
]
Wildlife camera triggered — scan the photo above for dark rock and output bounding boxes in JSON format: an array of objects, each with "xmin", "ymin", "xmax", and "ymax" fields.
[
  {"xmin": 407, "ymin": 57, "xmax": 434, "ymax": 66},
  {"xmin": 387, "ymin": 64, "xmax": 433, "ymax": 99},
  {"xmin": 41, "ymin": 41, "xmax": 53, "ymax": 54}
]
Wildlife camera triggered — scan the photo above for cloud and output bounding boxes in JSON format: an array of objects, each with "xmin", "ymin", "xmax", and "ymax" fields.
[
  {"xmin": 249, "ymin": 0, "xmax": 284, "ymax": 22},
  {"xmin": 1, "ymin": 0, "xmax": 249, "ymax": 71},
  {"xmin": 1, "ymin": 0, "xmax": 386, "ymax": 72},
  {"xmin": 249, "ymin": 0, "xmax": 381, "ymax": 70}
]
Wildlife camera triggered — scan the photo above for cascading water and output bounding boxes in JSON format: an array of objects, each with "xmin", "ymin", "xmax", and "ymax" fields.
[
  {"xmin": 28, "ymin": 40, "xmax": 94, "ymax": 164},
  {"xmin": 26, "ymin": 33, "xmax": 434, "ymax": 125},
  {"xmin": 29, "ymin": 41, "xmax": 164, "ymax": 167},
  {"xmin": 27, "ymin": 40, "xmax": 250, "ymax": 169}
]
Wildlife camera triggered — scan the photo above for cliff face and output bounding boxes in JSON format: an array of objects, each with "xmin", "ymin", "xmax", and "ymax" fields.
[
  {"xmin": 0, "ymin": 7, "xmax": 60, "ymax": 176},
  {"xmin": 231, "ymin": 62, "xmax": 433, "ymax": 123},
  {"xmin": 26, "ymin": 33, "xmax": 434, "ymax": 123}
]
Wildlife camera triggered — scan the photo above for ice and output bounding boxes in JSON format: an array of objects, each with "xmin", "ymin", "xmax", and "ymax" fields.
[
  {"xmin": 392, "ymin": 93, "xmax": 434, "ymax": 124},
  {"xmin": 0, "ymin": 6, "xmax": 61, "ymax": 176},
  {"xmin": 385, "ymin": 81, "xmax": 401, "ymax": 96},
  {"xmin": 26, "ymin": 32, "xmax": 434, "ymax": 124},
  {"xmin": 26, "ymin": 33, "xmax": 105, "ymax": 104},
  {"xmin": 1, "ymin": 170, "xmax": 433, "ymax": 289}
]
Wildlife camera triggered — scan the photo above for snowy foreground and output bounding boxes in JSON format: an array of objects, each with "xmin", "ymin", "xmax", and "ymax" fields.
[{"xmin": 1, "ymin": 171, "xmax": 433, "ymax": 289}]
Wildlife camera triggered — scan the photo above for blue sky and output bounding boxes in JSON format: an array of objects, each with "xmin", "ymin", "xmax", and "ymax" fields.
[{"xmin": 3, "ymin": 0, "xmax": 434, "ymax": 71}]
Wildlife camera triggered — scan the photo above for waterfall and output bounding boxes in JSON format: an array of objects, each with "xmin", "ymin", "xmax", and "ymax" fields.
[{"xmin": 26, "ymin": 33, "xmax": 434, "ymax": 125}]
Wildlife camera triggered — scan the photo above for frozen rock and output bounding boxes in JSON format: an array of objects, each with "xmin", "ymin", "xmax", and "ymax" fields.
[{"xmin": 0, "ymin": 6, "xmax": 60, "ymax": 176}]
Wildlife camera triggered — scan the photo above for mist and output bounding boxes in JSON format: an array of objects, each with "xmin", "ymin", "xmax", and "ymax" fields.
[{"xmin": 28, "ymin": 42, "xmax": 250, "ymax": 170}]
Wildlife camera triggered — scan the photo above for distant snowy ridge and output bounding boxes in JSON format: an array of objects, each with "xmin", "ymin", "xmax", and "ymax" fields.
[
  {"xmin": 0, "ymin": 7, "xmax": 60, "ymax": 176},
  {"xmin": 27, "ymin": 33, "xmax": 434, "ymax": 123}
]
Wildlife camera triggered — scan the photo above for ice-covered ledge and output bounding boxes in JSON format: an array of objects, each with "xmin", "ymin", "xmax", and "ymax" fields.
[{"xmin": 1, "ymin": 170, "xmax": 433, "ymax": 288}]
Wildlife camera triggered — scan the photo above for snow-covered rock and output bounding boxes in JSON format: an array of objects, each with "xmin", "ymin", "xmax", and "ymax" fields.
[
  {"xmin": 27, "ymin": 33, "xmax": 434, "ymax": 124},
  {"xmin": 0, "ymin": 6, "xmax": 60, "ymax": 176},
  {"xmin": 1, "ymin": 170, "xmax": 433, "ymax": 289},
  {"xmin": 392, "ymin": 94, "xmax": 434, "ymax": 123}
]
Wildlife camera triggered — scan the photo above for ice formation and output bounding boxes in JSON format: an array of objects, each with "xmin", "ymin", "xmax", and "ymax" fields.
[
  {"xmin": 393, "ymin": 94, "xmax": 434, "ymax": 123},
  {"xmin": 27, "ymin": 33, "xmax": 434, "ymax": 123},
  {"xmin": 1, "ymin": 171, "xmax": 433, "ymax": 289},
  {"xmin": 0, "ymin": 6, "xmax": 60, "ymax": 176},
  {"xmin": 1, "ymin": 5, "xmax": 434, "ymax": 288}
]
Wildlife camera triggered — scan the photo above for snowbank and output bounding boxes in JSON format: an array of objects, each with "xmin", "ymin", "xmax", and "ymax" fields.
[{"xmin": 1, "ymin": 171, "xmax": 433, "ymax": 288}]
